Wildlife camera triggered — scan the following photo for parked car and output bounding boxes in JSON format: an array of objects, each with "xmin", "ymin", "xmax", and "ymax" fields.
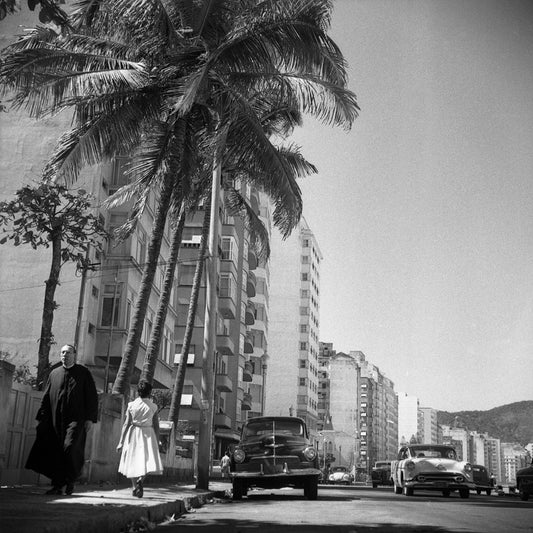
[
  {"xmin": 371, "ymin": 461, "xmax": 393, "ymax": 488},
  {"xmin": 390, "ymin": 444, "xmax": 475, "ymax": 498},
  {"xmin": 328, "ymin": 466, "xmax": 354, "ymax": 485},
  {"xmin": 471, "ymin": 464, "xmax": 494, "ymax": 495},
  {"xmin": 230, "ymin": 416, "xmax": 321, "ymax": 500},
  {"xmin": 516, "ymin": 459, "xmax": 533, "ymax": 501}
]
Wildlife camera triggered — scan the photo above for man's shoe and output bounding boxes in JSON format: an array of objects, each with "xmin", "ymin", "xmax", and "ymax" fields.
[
  {"xmin": 65, "ymin": 483, "xmax": 75, "ymax": 495},
  {"xmin": 45, "ymin": 487, "xmax": 63, "ymax": 495}
]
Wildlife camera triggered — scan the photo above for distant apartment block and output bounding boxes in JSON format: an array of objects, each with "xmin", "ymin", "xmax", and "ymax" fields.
[
  {"xmin": 397, "ymin": 392, "xmax": 420, "ymax": 445},
  {"xmin": 265, "ymin": 218, "xmax": 322, "ymax": 440},
  {"xmin": 419, "ymin": 407, "xmax": 439, "ymax": 444}
]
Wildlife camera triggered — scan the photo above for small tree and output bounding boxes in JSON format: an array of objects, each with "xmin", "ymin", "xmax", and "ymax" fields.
[{"xmin": 0, "ymin": 182, "xmax": 107, "ymax": 388}]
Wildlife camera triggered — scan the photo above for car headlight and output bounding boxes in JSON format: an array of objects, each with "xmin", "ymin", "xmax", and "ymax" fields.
[
  {"xmin": 464, "ymin": 463, "xmax": 472, "ymax": 472},
  {"xmin": 303, "ymin": 447, "xmax": 318, "ymax": 461},
  {"xmin": 233, "ymin": 449, "xmax": 246, "ymax": 463},
  {"xmin": 343, "ymin": 474, "xmax": 350, "ymax": 481}
]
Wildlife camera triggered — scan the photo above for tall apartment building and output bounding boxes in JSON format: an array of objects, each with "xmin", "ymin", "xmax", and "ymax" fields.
[
  {"xmin": 419, "ymin": 407, "xmax": 439, "ymax": 444},
  {"xmin": 265, "ymin": 217, "xmax": 322, "ymax": 439},
  {"xmin": 350, "ymin": 351, "xmax": 398, "ymax": 466},
  {"xmin": 317, "ymin": 344, "xmax": 398, "ymax": 471},
  {"xmin": 397, "ymin": 392, "xmax": 420, "ymax": 445},
  {"xmin": 174, "ymin": 182, "xmax": 271, "ymax": 457}
]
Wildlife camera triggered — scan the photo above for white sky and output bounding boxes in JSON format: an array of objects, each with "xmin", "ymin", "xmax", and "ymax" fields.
[{"xmin": 291, "ymin": 0, "xmax": 533, "ymax": 411}]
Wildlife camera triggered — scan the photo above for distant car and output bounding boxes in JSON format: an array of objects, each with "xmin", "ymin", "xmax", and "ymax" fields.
[
  {"xmin": 471, "ymin": 465, "xmax": 494, "ymax": 495},
  {"xmin": 516, "ymin": 459, "xmax": 533, "ymax": 501},
  {"xmin": 390, "ymin": 444, "xmax": 475, "ymax": 498},
  {"xmin": 328, "ymin": 466, "xmax": 354, "ymax": 485},
  {"xmin": 371, "ymin": 461, "xmax": 393, "ymax": 488},
  {"xmin": 230, "ymin": 416, "xmax": 321, "ymax": 500}
]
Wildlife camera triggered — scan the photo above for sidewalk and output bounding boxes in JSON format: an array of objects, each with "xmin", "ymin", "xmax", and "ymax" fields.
[{"xmin": 0, "ymin": 479, "xmax": 231, "ymax": 533}]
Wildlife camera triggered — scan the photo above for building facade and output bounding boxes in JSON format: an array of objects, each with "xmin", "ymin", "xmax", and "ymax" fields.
[{"xmin": 265, "ymin": 217, "xmax": 322, "ymax": 440}]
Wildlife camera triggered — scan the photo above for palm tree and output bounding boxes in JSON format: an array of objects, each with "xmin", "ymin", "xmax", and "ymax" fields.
[{"xmin": 0, "ymin": 0, "xmax": 358, "ymax": 398}]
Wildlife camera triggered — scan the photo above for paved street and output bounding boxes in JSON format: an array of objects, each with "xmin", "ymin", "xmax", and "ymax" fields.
[{"xmin": 154, "ymin": 485, "xmax": 533, "ymax": 533}]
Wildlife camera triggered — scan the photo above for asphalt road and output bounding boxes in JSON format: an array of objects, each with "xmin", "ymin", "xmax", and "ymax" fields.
[{"xmin": 153, "ymin": 485, "xmax": 533, "ymax": 533}]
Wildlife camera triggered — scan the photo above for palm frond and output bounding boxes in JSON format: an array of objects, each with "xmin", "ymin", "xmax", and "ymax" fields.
[{"xmin": 224, "ymin": 186, "xmax": 270, "ymax": 262}]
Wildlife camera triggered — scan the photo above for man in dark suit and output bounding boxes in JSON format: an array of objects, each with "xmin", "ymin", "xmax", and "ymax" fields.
[{"xmin": 26, "ymin": 344, "xmax": 98, "ymax": 495}]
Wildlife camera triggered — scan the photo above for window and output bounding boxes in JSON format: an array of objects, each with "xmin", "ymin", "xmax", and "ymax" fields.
[
  {"xmin": 136, "ymin": 229, "xmax": 147, "ymax": 266},
  {"xmin": 301, "ymin": 289, "xmax": 309, "ymax": 298},
  {"xmin": 302, "ymin": 255, "xmax": 309, "ymax": 263},
  {"xmin": 178, "ymin": 264, "xmax": 196, "ymax": 285},
  {"xmin": 88, "ymin": 323, "xmax": 95, "ymax": 335},
  {"xmin": 299, "ymin": 377, "xmax": 306, "ymax": 386},
  {"xmin": 221, "ymin": 237, "xmax": 237, "ymax": 262},
  {"xmin": 300, "ymin": 307, "xmax": 309, "ymax": 316},
  {"xmin": 300, "ymin": 324, "xmax": 308, "ymax": 333},
  {"xmin": 300, "ymin": 341, "xmax": 307, "ymax": 350},
  {"xmin": 91, "ymin": 285, "xmax": 99, "ymax": 298},
  {"xmin": 301, "ymin": 273, "xmax": 308, "ymax": 281},
  {"xmin": 101, "ymin": 285, "xmax": 121, "ymax": 327},
  {"xmin": 303, "ymin": 239, "xmax": 309, "ymax": 247},
  {"xmin": 299, "ymin": 359, "xmax": 307, "ymax": 368},
  {"xmin": 219, "ymin": 272, "xmax": 236, "ymax": 300}
]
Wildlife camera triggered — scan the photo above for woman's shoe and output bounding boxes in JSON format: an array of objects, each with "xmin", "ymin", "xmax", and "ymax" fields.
[{"xmin": 135, "ymin": 478, "xmax": 143, "ymax": 498}]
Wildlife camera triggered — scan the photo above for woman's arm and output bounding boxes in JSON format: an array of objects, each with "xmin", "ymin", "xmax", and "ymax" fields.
[{"xmin": 116, "ymin": 409, "xmax": 132, "ymax": 450}]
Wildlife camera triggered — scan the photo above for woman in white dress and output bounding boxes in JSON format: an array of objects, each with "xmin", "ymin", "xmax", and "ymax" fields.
[{"xmin": 117, "ymin": 380, "xmax": 163, "ymax": 497}]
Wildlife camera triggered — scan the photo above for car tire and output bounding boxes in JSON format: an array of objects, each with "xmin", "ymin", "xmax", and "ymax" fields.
[
  {"xmin": 486, "ymin": 489, "xmax": 492, "ymax": 496},
  {"xmin": 304, "ymin": 476, "xmax": 318, "ymax": 500},
  {"xmin": 372, "ymin": 482, "xmax": 378, "ymax": 488},
  {"xmin": 404, "ymin": 486, "xmax": 414, "ymax": 496},
  {"xmin": 394, "ymin": 483, "xmax": 402, "ymax": 494},
  {"xmin": 442, "ymin": 489, "xmax": 451, "ymax": 497},
  {"xmin": 476, "ymin": 489, "xmax": 481, "ymax": 495},
  {"xmin": 459, "ymin": 489, "xmax": 470, "ymax": 499},
  {"xmin": 232, "ymin": 479, "xmax": 244, "ymax": 500},
  {"xmin": 518, "ymin": 483, "xmax": 529, "ymax": 501}
]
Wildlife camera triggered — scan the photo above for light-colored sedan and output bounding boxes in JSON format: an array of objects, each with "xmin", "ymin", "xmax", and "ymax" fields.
[{"xmin": 328, "ymin": 466, "xmax": 354, "ymax": 485}]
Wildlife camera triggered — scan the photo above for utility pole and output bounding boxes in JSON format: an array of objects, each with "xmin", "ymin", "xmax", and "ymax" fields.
[{"xmin": 196, "ymin": 139, "xmax": 223, "ymax": 490}]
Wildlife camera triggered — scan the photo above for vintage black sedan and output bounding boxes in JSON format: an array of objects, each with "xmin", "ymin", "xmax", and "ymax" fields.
[
  {"xmin": 230, "ymin": 416, "xmax": 321, "ymax": 500},
  {"xmin": 516, "ymin": 459, "xmax": 533, "ymax": 501},
  {"xmin": 471, "ymin": 464, "xmax": 494, "ymax": 495}
]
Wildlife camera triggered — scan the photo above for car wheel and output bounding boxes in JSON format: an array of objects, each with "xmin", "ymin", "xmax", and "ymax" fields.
[
  {"xmin": 442, "ymin": 489, "xmax": 451, "ymax": 497},
  {"xmin": 372, "ymin": 482, "xmax": 378, "ymax": 488},
  {"xmin": 476, "ymin": 489, "xmax": 481, "ymax": 495},
  {"xmin": 232, "ymin": 479, "xmax": 244, "ymax": 500},
  {"xmin": 394, "ymin": 483, "xmax": 402, "ymax": 495},
  {"xmin": 304, "ymin": 476, "xmax": 318, "ymax": 500},
  {"xmin": 486, "ymin": 489, "xmax": 492, "ymax": 496},
  {"xmin": 459, "ymin": 489, "xmax": 470, "ymax": 499},
  {"xmin": 404, "ymin": 486, "xmax": 414, "ymax": 496},
  {"xmin": 518, "ymin": 483, "xmax": 529, "ymax": 501}
]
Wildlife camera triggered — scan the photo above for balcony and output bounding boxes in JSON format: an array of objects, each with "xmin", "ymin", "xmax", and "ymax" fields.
[
  {"xmin": 243, "ymin": 332, "xmax": 254, "ymax": 354},
  {"xmin": 243, "ymin": 360, "xmax": 253, "ymax": 382},
  {"xmin": 246, "ymin": 270, "xmax": 256, "ymax": 297},
  {"xmin": 215, "ymin": 373, "xmax": 233, "ymax": 392},
  {"xmin": 242, "ymin": 392, "xmax": 253, "ymax": 410},
  {"xmin": 248, "ymin": 248, "xmax": 257, "ymax": 270},
  {"xmin": 216, "ymin": 335, "xmax": 235, "ymax": 356},
  {"xmin": 245, "ymin": 301, "xmax": 256, "ymax": 326},
  {"xmin": 218, "ymin": 294, "xmax": 236, "ymax": 319},
  {"xmin": 214, "ymin": 412, "xmax": 232, "ymax": 429}
]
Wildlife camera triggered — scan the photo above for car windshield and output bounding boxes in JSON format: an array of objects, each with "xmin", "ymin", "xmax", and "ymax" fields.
[
  {"xmin": 408, "ymin": 446, "xmax": 457, "ymax": 459},
  {"xmin": 375, "ymin": 462, "xmax": 390, "ymax": 468},
  {"xmin": 242, "ymin": 419, "xmax": 305, "ymax": 438},
  {"xmin": 332, "ymin": 467, "xmax": 347, "ymax": 472}
]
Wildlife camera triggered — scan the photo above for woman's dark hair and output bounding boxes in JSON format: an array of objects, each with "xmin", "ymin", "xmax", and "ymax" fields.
[{"xmin": 137, "ymin": 380, "xmax": 152, "ymax": 398}]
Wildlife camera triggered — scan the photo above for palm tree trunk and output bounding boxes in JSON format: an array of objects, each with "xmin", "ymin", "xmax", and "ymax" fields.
[
  {"xmin": 36, "ymin": 230, "xmax": 61, "ymax": 389},
  {"xmin": 168, "ymin": 195, "xmax": 211, "ymax": 424},
  {"xmin": 112, "ymin": 170, "xmax": 175, "ymax": 396},
  {"xmin": 140, "ymin": 204, "xmax": 186, "ymax": 384}
]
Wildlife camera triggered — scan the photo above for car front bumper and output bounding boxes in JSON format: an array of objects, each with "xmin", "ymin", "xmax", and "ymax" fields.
[{"xmin": 231, "ymin": 467, "xmax": 321, "ymax": 480}]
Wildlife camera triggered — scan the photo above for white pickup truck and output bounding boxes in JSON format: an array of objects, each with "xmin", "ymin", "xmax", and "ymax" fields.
[{"xmin": 390, "ymin": 444, "xmax": 475, "ymax": 498}]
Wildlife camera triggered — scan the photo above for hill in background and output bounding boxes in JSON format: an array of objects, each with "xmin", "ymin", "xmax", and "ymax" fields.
[{"xmin": 437, "ymin": 401, "xmax": 533, "ymax": 446}]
